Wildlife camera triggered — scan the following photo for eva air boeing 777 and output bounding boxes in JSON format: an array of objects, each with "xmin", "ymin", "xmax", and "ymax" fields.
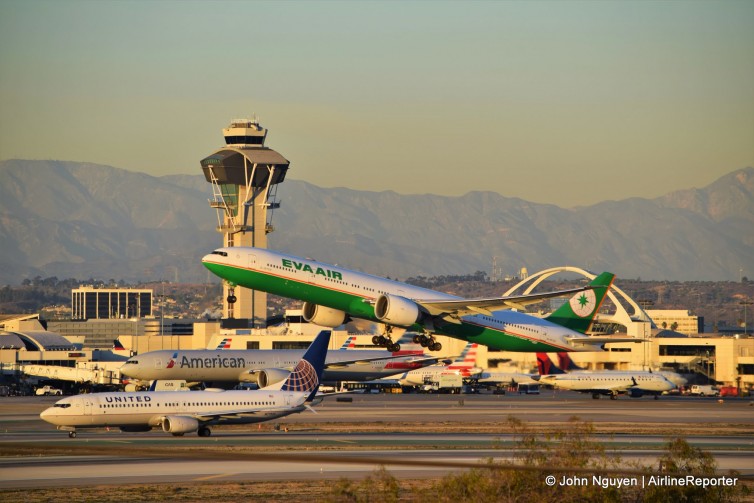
[{"xmin": 202, "ymin": 247, "xmax": 638, "ymax": 353}]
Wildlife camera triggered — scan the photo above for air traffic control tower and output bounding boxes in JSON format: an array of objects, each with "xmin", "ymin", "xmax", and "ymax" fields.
[{"xmin": 200, "ymin": 118, "xmax": 289, "ymax": 327}]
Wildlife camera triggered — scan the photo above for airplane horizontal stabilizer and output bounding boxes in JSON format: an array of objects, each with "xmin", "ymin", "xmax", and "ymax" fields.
[{"xmin": 415, "ymin": 285, "xmax": 592, "ymax": 318}]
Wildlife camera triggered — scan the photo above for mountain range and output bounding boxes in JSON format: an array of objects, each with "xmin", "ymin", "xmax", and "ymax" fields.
[{"xmin": 1, "ymin": 159, "xmax": 752, "ymax": 285}]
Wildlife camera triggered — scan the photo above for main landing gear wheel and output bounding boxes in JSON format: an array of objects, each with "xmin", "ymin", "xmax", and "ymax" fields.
[
  {"xmin": 372, "ymin": 335, "xmax": 401, "ymax": 352},
  {"xmin": 68, "ymin": 431, "xmax": 77, "ymax": 438},
  {"xmin": 415, "ymin": 334, "xmax": 442, "ymax": 352},
  {"xmin": 227, "ymin": 288, "xmax": 237, "ymax": 305},
  {"xmin": 592, "ymin": 393, "xmax": 600, "ymax": 400},
  {"xmin": 198, "ymin": 426, "xmax": 212, "ymax": 437}
]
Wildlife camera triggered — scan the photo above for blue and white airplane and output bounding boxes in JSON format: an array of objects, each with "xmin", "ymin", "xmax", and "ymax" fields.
[
  {"xmin": 41, "ymin": 332, "xmax": 330, "ymax": 438},
  {"xmin": 202, "ymin": 247, "xmax": 639, "ymax": 353}
]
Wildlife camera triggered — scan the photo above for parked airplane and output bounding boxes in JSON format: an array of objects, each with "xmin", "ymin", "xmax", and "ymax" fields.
[
  {"xmin": 536, "ymin": 353, "xmax": 677, "ymax": 399},
  {"xmin": 389, "ymin": 343, "xmax": 482, "ymax": 386},
  {"xmin": 41, "ymin": 332, "xmax": 331, "ymax": 438},
  {"xmin": 473, "ymin": 368, "xmax": 540, "ymax": 387},
  {"xmin": 202, "ymin": 247, "xmax": 639, "ymax": 353},
  {"xmin": 555, "ymin": 352, "xmax": 687, "ymax": 388},
  {"xmin": 120, "ymin": 331, "xmax": 441, "ymax": 387}
]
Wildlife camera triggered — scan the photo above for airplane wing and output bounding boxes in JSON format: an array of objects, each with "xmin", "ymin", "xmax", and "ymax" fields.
[
  {"xmin": 323, "ymin": 354, "xmax": 440, "ymax": 369},
  {"xmin": 564, "ymin": 336, "xmax": 644, "ymax": 346},
  {"xmin": 414, "ymin": 285, "xmax": 593, "ymax": 318},
  {"xmin": 191, "ymin": 405, "xmax": 307, "ymax": 422}
]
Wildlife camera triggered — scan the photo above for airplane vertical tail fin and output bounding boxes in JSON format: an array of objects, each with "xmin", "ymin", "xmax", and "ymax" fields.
[
  {"xmin": 215, "ymin": 338, "xmax": 233, "ymax": 350},
  {"xmin": 557, "ymin": 352, "xmax": 585, "ymax": 371},
  {"xmin": 545, "ymin": 272, "xmax": 614, "ymax": 333},
  {"xmin": 536, "ymin": 353, "xmax": 566, "ymax": 375},
  {"xmin": 448, "ymin": 343, "xmax": 478, "ymax": 370},
  {"xmin": 113, "ymin": 339, "xmax": 126, "ymax": 351},
  {"xmin": 339, "ymin": 336, "xmax": 356, "ymax": 350},
  {"xmin": 280, "ymin": 330, "xmax": 331, "ymax": 401}
]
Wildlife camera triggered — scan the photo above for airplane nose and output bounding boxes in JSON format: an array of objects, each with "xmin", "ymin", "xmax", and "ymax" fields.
[{"xmin": 40, "ymin": 407, "xmax": 52, "ymax": 421}]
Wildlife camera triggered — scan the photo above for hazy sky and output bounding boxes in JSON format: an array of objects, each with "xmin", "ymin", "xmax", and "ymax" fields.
[{"xmin": 1, "ymin": 0, "xmax": 752, "ymax": 207}]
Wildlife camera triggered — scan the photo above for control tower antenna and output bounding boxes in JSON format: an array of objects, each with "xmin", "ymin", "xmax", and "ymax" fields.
[{"xmin": 200, "ymin": 117, "xmax": 290, "ymax": 327}]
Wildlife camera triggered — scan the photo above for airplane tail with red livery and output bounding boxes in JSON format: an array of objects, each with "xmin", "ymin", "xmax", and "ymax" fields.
[
  {"xmin": 557, "ymin": 352, "xmax": 586, "ymax": 371},
  {"xmin": 447, "ymin": 343, "xmax": 479, "ymax": 376},
  {"xmin": 536, "ymin": 353, "xmax": 567, "ymax": 375}
]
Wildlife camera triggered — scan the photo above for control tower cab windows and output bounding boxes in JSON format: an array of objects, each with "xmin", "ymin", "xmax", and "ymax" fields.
[{"xmin": 224, "ymin": 135, "xmax": 265, "ymax": 145}]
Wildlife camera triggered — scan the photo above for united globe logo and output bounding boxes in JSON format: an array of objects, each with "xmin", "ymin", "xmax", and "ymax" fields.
[
  {"xmin": 569, "ymin": 290, "xmax": 596, "ymax": 318},
  {"xmin": 281, "ymin": 359, "xmax": 318, "ymax": 392}
]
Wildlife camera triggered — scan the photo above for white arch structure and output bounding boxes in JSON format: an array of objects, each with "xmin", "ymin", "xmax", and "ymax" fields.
[{"xmin": 503, "ymin": 266, "xmax": 655, "ymax": 338}]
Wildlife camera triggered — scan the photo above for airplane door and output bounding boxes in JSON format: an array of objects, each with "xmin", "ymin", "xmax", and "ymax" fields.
[
  {"xmin": 248, "ymin": 254, "xmax": 256, "ymax": 269},
  {"xmin": 84, "ymin": 398, "xmax": 92, "ymax": 416}
]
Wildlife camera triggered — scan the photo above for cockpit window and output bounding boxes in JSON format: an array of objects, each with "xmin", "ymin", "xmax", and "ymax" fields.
[
  {"xmin": 124, "ymin": 360, "xmax": 138, "ymax": 365},
  {"xmin": 211, "ymin": 250, "xmax": 228, "ymax": 257},
  {"xmin": 54, "ymin": 403, "xmax": 71, "ymax": 408}
]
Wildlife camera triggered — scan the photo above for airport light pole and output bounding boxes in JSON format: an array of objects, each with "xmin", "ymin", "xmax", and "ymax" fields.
[{"xmin": 741, "ymin": 299, "xmax": 752, "ymax": 335}]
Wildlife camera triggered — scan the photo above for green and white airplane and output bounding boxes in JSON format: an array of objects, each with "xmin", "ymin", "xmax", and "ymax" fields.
[{"xmin": 202, "ymin": 247, "xmax": 638, "ymax": 353}]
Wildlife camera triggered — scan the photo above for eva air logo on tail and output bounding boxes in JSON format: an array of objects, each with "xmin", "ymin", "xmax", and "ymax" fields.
[{"xmin": 569, "ymin": 290, "xmax": 596, "ymax": 317}]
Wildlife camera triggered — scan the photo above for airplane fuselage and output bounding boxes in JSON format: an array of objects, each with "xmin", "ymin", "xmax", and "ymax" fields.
[
  {"xmin": 40, "ymin": 389, "xmax": 309, "ymax": 430},
  {"xmin": 539, "ymin": 373, "xmax": 675, "ymax": 395},
  {"xmin": 202, "ymin": 247, "xmax": 592, "ymax": 353},
  {"xmin": 391, "ymin": 366, "xmax": 482, "ymax": 386},
  {"xmin": 121, "ymin": 348, "xmax": 434, "ymax": 384}
]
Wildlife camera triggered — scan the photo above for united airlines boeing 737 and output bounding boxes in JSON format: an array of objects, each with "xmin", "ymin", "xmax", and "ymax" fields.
[
  {"xmin": 41, "ymin": 332, "xmax": 330, "ymax": 438},
  {"xmin": 202, "ymin": 247, "xmax": 639, "ymax": 353}
]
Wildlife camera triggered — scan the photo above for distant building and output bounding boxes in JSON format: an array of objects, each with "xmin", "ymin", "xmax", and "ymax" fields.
[
  {"xmin": 71, "ymin": 286, "xmax": 152, "ymax": 320},
  {"xmin": 646, "ymin": 309, "xmax": 703, "ymax": 335},
  {"xmin": 46, "ymin": 318, "xmax": 196, "ymax": 349}
]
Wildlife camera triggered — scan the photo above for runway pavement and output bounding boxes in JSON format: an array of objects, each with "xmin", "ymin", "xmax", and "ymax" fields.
[{"xmin": 1, "ymin": 391, "xmax": 752, "ymax": 489}]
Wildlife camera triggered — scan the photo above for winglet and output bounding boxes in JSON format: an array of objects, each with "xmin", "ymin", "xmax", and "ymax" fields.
[
  {"xmin": 545, "ymin": 272, "xmax": 614, "ymax": 333},
  {"xmin": 280, "ymin": 330, "xmax": 331, "ymax": 401}
]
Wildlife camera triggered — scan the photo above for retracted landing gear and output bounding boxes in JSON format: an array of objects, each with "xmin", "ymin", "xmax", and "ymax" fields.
[{"xmin": 412, "ymin": 333, "xmax": 442, "ymax": 352}]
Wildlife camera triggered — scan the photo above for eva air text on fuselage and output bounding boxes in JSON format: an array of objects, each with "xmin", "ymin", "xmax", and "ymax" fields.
[{"xmin": 281, "ymin": 259, "xmax": 343, "ymax": 280}]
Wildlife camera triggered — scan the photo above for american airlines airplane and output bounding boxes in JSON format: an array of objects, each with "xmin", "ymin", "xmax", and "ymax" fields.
[
  {"xmin": 119, "ymin": 331, "xmax": 442, "ymax": 387},
  {"xmin": 40, "ymin": 332, "xmax": 330, "ymax": 438},
  {"xmin": 202, "ymin": 247, "xmax": 639, "ymax": 353},
  {"xmin": 389, "ymin": 343, "xmax": 482, "ymax": 386}
]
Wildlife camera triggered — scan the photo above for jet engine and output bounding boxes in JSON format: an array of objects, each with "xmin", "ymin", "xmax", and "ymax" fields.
[
  {"xmin": 256, "ymin": 368, "xmax": 291, "ymax": 388},
  {"xmin": 302, "ymin": 302, "xmax": 347, "ymax": 327},
  {"xmin": 374, "ymin": 294, "xmax": 422, "ymax": 327},
  {"xmin": 161, "ymin": 415, "xmax": 199, "ymax": 435}
]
